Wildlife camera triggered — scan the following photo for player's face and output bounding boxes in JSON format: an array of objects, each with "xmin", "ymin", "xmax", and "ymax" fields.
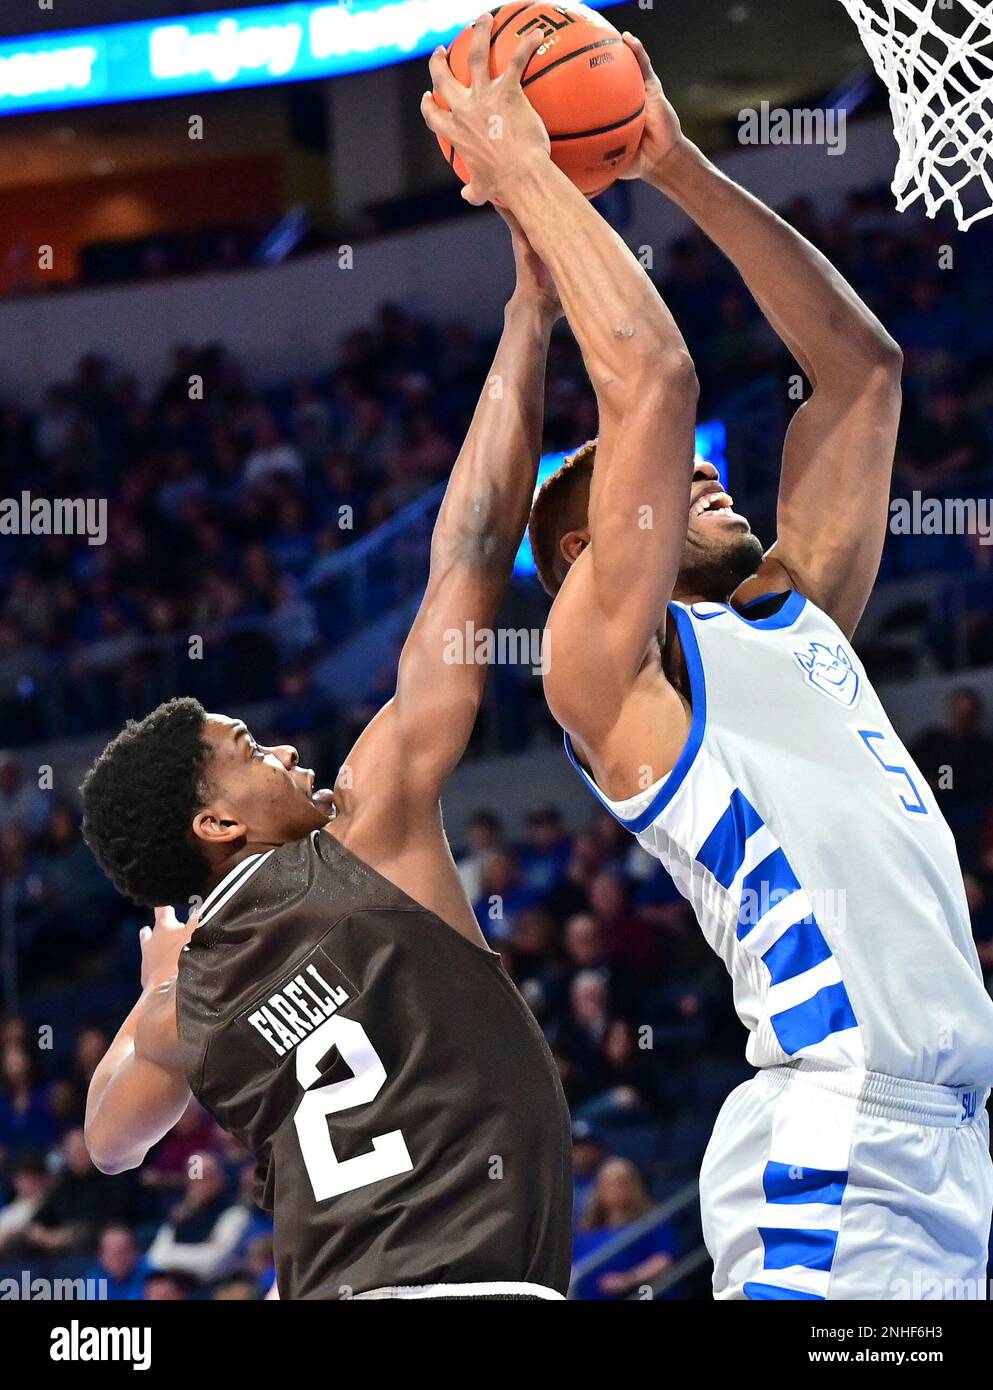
[
  {"xmin": 199, "ymin": 714, "xmax": 334, "ymax": 847},
  {"xmin": 679, "ymin": 462, "xmax": 764, "ymax": 599}
]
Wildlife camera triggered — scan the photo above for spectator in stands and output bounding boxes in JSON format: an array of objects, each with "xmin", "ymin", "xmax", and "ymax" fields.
[
  {"xmin": 571, "ymin": 1158, "xmax": 677, "ymax": 1300},
  {"xmin": 156, "ymin": 448, "xmax": 208, "ymax": 522},
  {"xmin": 269, "ymin": 495, "xmax": 317, "ymax": 578},
  {"xmin": 456, "ymin": 810, "xmax": 504, "ymax": 901},
  {"xmin": 899, "ymin": 384, "xmax": 988, "ymax": 492},
  {"xmin": 270, "ymin": 662, "xmax": 337, "ymax": 743},
  {"xmin": 564, "ymin": 914, "xmax": 607, "ymax": 978},
  {"xmin": 87, "ymin": 1224, "xmax": 151, "ymax": 1301},
  {"xmin": 144, "ymin": 1271, "xmax": 194, "ymax": 1300},
  {"xmin": 472, "ymin": 848, "xmax": 537, "ymax": 944},
  {"xmin": 290, "ymin": 378, "xmax": 333, "ymax": 462},
  {"xmin": 25, "ymin": 1128, "xmax": 138, "ymax": 1258},
  {"xmin": 0, "ymin": 1040, "xmax": 56, "ymax": 1158},
  {"xmin": 570, "ymin": 1120, "xmax": 606, "ymax": 1222},
  {"xmin": 245, "ymin": 1232, "xmax": 277, "ymax": 1299},
  {"xmin": 957, "ymin": 532, "xmax": 993, "ymax": 669},
  {"xmin": 140, "ymin": 1101, "xmax": 220, "ymax": 1197},
  {"xmin": 73, "ymin": 1027, "xmax": 111, "ymax": 1095},
  {"xmin": 702, "ymin": 287, "xmax": 776, "ymax": 398},
  {"xmin": 34, "ymin": 385, "xmax": 78, "ymax": 461},
  {"xmin": 561, "ymin": 970, "xmax": 612, "ymax": 1081},
  {"xmin": 213, "ymin": 1275, "xmax": 262, "ymax": 1300},
  {"xmin": 588, "ymin": 871, "xmax": 663, "ymax": 975},
  {"xmin": 557, "ymin": 827, "xmax": 601, "ymax": 896},
  {"xmin": 29, "ymin": 802, "xmax": 118, "ymax": 966},
  {"xmin": 894, "ymin": 277, "xmax": 967, "ymax": 374},
  {"xmin": 241, "ymin": 408, "xmax": 304, "ymax": 494},
  {"xmin": 146, "ymin": 1153, "xmax": 251, "ymax": 1285},
  {"xmin": 506, "ymin": 907, "xmax": 566, "ymax": 1020},
  {"xmin": 0, "ymin": 752, "xmax": 48, "ymax": 834},
  {"xmin": 911, "ymin": 687, "xmax": 993, "ymax": 868},
  {"xmin": 0, "ymin": 1154, "xmax": 50, "ymax": 1255},
  {"xmin": 597, "ymin": 1019, "xmax": 661, "ymax": 1115},
  {"xmin": 519, "ymin": 806, "xmax": 572, "ymax": 897}
]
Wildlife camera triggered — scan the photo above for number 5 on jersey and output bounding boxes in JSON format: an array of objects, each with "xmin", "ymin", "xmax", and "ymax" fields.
[
  {"xmin": 294, "ymin": 1015, "xmax": 413, "ymax": 1201},
  {"xmin": 850, "ymin": 724, "xmax": 930, "ymax": 820}
]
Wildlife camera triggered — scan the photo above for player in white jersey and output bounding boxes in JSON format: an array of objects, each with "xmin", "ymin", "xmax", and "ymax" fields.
[{"xmin": 516, "ymin": 38, "xmax": 992, "ymax": 1300}]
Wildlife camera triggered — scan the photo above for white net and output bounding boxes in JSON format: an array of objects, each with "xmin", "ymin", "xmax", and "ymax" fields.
[{"xmin": 836, "ymin": 0, "xmax": 993, "ymax": 229}]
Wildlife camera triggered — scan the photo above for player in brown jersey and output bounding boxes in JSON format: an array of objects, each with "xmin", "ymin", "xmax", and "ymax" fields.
[{"xmin": 81, "ymin": 207, "xmax": 571, "ymax": 1300}]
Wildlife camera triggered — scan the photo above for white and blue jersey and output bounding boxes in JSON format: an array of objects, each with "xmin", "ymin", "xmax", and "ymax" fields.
[{"xmin": 566, "ymin": 591, "xmax": 993, "ymax": 1088}]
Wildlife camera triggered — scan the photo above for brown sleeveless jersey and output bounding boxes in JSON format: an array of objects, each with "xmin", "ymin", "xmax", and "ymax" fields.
[{"xmin": 176, "ymin": 829, "xmax": 572, "ymax": 1299}]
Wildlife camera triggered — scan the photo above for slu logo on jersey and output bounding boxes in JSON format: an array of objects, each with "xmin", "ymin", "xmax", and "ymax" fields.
[{"xmin": 793, "ymin": 641, "xmax": 860, "ymax": 707}]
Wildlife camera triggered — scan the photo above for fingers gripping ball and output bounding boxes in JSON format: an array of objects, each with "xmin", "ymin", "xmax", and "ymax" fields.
[{"xmin": 435, "ymin": 5, "xmax": 646, "ymax": 198}]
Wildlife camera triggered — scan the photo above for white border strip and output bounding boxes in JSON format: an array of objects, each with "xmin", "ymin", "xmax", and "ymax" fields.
[
  {"xmin": 352, "ymin": 1281, "xmax": 565, "ymax": 1301},
  {"xmin": 199, "ymin": 848, "xmax": 276, "ymax": 926}
]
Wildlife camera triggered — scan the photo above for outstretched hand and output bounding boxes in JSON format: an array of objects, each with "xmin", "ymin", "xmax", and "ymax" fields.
[
  {"xmin": 421, "ymin": 13, "xmax": 551, "ymax": 208},
  {"xmin": 140, "ymin": 905, "xmax": 198, "ymax": 993},
  {"xmin": 619, "ymin": 32, "xmax": 684, "ymax": 182}
]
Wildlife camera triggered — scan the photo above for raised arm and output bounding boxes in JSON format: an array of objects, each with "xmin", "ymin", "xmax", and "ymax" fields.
[
  {"xmin": 388, "ymin": 225, "xmax": 557, "ymax": 788},
  {"xmin": 332, "ymin": 205, "xmax": 559, "ymax": 942},
  {"xmin": 340, "ymin": 222, "xmax": 556, "ymax": 794},
  {"xmin": 624, "ymin": 35, "xmax": 903, "ymax": 636},
  {"xmin": 84, "ymin": 908, "xmax": 193, "ymax": 1174},
  {"xmin": 422, "ymin": 16, "xmax": 698, "ymax": 759}
]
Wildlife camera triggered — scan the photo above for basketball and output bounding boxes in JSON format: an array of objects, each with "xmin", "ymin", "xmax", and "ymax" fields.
[{"xmin": 435, "ymin": 4, "xmax": 646, "ymax": 197}]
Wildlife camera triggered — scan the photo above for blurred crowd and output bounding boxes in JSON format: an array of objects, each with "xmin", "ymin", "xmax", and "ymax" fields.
[{"xmin": 2, "ymin": 184, "xmax": 993, "ymax": 746}]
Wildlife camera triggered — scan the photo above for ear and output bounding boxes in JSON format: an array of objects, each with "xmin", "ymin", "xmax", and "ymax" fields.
[
  {"xmin": 559, "ymin": 527, "xmax": 591, "ymax": 570},
  {"xmin": 191, "ymin": 807, "xmax": 247, "ymax": 847}
]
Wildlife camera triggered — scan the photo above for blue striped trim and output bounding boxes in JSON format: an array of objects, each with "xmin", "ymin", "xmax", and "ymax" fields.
[
  {"xmin": 759, "ymin": 1226, "xmax": 838, "ymax": 1272},
  {"xmin": 695, "ymin": 788, "xmax": 764, "ymax": 889},
  {"xmin": 738, "ymin": 591, "xmax": 781, "ymax": 612},
  {"xmin": 763, "ymin": 1161, "xmax": 848, "ymax": 1206},
  {"xmin": 561, "ymin": 602, "xmax": 707, "ymax": 833},
  {"xmin": 761, "ymin": 917, "xmax": 833, "ymax": 984},
  {"xmin": 737, "ymin": 847, "xmax": 802, "ymax": 938},
  {"xmin": 744, "ymin": 1280, "xmax": 825, "ymax": 1301},
  {"xmin": 730, "ymin": 590, "xmax": 808, "ymax": 630},
  {"xmin": 771, "ymin": 980, "xmax": 859, "ymax": 1055}
]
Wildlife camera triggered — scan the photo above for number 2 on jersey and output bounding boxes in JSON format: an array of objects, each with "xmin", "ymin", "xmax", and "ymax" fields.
[{"xmin": 294, "ymin": 1015, "xmax": 413, "ymax": 1201}]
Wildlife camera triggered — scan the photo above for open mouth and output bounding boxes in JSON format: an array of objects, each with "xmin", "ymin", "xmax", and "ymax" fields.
[{"xmin": 692, "ymin": 490, "xmax": 739, "ymax": 522}]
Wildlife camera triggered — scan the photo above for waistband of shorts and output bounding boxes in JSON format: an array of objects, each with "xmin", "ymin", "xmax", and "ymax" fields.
[
  {"xmin": 764, "ymin": 1059, "xmax": 989, "ymax": 1127},
  {"xmin": 351, "ymin": 1281, "xmax": 565, "ymax": 1301}
]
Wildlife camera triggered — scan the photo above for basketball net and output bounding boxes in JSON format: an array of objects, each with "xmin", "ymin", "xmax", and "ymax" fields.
[{"xmin": 836, "ymin": 0, "xmax": 993, "ymax": 229}]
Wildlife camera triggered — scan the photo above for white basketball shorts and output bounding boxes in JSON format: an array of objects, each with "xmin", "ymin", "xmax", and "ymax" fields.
[{"xmin": 699, "ymin": 1059, "xmax": 992, "ymax": 1300}]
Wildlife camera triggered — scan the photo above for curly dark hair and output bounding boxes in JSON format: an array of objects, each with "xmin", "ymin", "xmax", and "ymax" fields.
[
  {"xmin": 527, "ymin": 439, "xmax": 597, "ymax": 596},
  {"xmin": 80, "ymin": 697, "xmax": 214, "ymax": 908}
]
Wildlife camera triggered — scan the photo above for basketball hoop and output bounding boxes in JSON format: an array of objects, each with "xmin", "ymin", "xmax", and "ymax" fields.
[{"xmin": 836, "ymin": 0, "xmax": 993, "ymax": 229}]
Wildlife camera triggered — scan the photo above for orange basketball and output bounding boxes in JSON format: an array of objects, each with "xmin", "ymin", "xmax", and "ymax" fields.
[{"xmin": 435, "ymin": 4, "xmax": 646, "ymax": 198}]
